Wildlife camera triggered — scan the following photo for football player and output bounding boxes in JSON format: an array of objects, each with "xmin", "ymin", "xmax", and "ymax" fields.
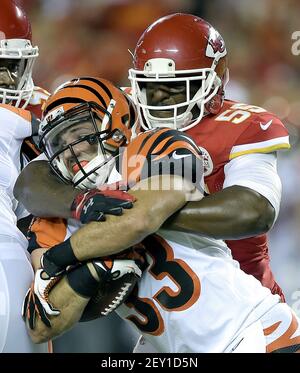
[
  {"xmin": 127, "ymin": 13, "xmax": 290, "ymax": 299},
  {"xmin": 22, "ymin": 78, "xmax": 300, "ymax": 353},
  {"xmin": 14, "ymin": 14, "xmax": 289, "ymax": 302},
  {"xmin": 0, "ymin": 0, "xmax": 48, "ymax": 352},
  {"xmin": 22, "ymin": 77, "xmax": 202, "ymax": 342}
]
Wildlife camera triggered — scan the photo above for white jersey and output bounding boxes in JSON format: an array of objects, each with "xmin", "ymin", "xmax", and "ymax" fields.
[
  {"xmin": 0, "ymin": 104, "xmax": 33, "ymax": 247},
  {"xmin": 29, "ymin": 211, "xmax": 281, "ymax": 352},
  {"xmin": 116, "ymin": 229, "xmax": 280, "ymax": 352}
]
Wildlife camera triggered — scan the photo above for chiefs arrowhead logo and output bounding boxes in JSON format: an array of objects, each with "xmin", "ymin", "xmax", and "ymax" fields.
[
  {"xmin": 206, "ymin": 29, "xmax": 226, "ymax": 58},
  {"xmin": 209, "ymin": 36, "xmax": 225, "ymax": 54}
]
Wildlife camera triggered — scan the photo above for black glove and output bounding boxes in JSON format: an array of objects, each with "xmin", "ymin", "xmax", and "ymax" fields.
[{"xmin": 71, "ymin": 188, "xmax": 136, "ymax": 224}]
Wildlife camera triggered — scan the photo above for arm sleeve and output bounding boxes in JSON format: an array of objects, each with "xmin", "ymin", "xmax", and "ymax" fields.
[
  {"xmin": 229, "ymin": 112, "xmax": 290, "ymax": 160},
  {"xmin": 223, "ymin": 152, "xmax": 281, "ymax": 222}
]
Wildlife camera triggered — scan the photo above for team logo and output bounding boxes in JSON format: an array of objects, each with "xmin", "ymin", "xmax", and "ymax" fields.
[
  {"xmin": 199, "ymin": 146, "xmax": 213, "ymax": 176},
  {"xmin": 209, "ymin": 35, "xmax": 225, "ymax": 54},
  {"xmin": 206, "ymin": 29, "xmax": 226, "ymax": 58},
  {"xmin": 44, "ymin": 106, "xmax": 65, "ymax": 123}
]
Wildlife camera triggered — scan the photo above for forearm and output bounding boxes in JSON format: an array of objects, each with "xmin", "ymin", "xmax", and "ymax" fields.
[
  {"xmin": 71, "ymin": 187, "xmax": 187, "ymax": 260},
  {"xmin": 43, "ymin": 175, "xmax": 200, "ymax": 270},
  {"xmin": 28, "ymin": 276, "xmax": 89, "ymax": 343},
  {"xmin": 14, "ymin": 161, "xmax": 79, "ymax": 218},
  {"xmin": 28, "ymin": 252, "xmax": 99, "ymax": 343},
  {"xmin": 164, "ymin": 186, "xmax": 275, "ymax": 239}
]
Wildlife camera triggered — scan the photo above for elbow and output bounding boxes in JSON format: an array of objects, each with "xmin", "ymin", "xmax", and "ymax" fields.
[
  {"xmin": 29, "ymin": 327, "xmax": 53, "ymax": 344},
  {"xmin": 251, "ymin": 202, "xmax": 275, "ymax": 235}
]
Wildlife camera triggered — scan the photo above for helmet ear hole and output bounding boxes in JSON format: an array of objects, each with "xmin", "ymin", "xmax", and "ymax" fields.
[
  {"xmin": 121, "ymin": 114, "xmax": 129, "ymax": 125},
  {"xmin": 204, "ymin": 91, "xmax": 223, "ymax": 115},
  {"xmin": 112, "ymin": 129, "xmax": 125, "ymax": 143}
]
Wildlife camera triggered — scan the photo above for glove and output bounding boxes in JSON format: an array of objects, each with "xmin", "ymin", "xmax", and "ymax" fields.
[
  {"xmin": 92, "ymin": 257, "xmax": 144, "ymax": 283},
  {"xmin": 22, "ymin": 269, "xmax": 61, "ymax": 329},
  {"xmin": 110, "ymin": 246, "xmax": 149, "ymax": 273},
  {"xmin": 71, "ymin": 188, "xmax": 136, "ymax": 224}
]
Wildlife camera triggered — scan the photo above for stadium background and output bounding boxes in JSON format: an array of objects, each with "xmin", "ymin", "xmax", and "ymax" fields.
[{"xmin": 17, "ymin": 0, "xmax": 300, "ymax": 352}]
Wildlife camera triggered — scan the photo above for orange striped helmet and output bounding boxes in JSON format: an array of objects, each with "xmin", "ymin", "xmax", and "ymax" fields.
[{"xmin": 39, "ymin": 77, "xmax": 139, "ymax": 189}]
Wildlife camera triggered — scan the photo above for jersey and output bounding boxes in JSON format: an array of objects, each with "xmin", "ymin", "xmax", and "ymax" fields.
[
  {"xmin": 21, "ymin": 86, "xmax": 50, "ymax": 162},
  {"xmin": 117, "ymin": 232, "xmax": 282, "ymax": 352},
  {"xmin": 0, "ymin": 104, "xmax": 36, "ymax": 246},
  {"xmin": 27, "ymin": 129, "xmax": 292, "ymax": 352},
  {"xmin": 26, "ymin": 86, "xmax": 50, "ymax": 119},
  {"xmin": 186, "ymin": 100, "xmax": 290, "ymax": 298}
]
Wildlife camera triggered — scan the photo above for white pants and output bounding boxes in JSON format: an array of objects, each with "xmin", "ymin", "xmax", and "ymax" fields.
[
  {"xmin": 133, "ymin": 302, "xmax": 300, "ymax": 353},
  {"xmin": 0, "ymin": 237, "xmax": 48, "ymax": 353}
]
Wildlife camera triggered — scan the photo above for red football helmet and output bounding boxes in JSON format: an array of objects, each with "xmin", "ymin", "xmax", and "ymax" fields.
[
  {"xmin": 0, "ymin": 0, "xmax": 38, "ymax": 108},
  {"xmin": 129, "ymin": 13, "xmax": 229, "ymax": 131}
]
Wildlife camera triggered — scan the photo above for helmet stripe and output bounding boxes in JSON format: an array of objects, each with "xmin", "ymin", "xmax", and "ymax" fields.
[
  {"xmin": 76, "ymin": 77, "xmax": 113, "ymax": 100},
  {"xmin": 45, "ymin": 97, "xmax": 86, "ymax": 114},
  {"xmin": 60, "ymin": 84, "xmax": 107, "ymax": 107}
]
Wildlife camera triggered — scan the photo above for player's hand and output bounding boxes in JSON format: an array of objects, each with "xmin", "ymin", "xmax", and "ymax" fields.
[
  {"xmin": 91, "ymin": 257, "xmax": 144, "ymax": 282},
  {"xmin": 71, "ymin": 187, "xmax": 136, "ymax": 224},
  {"xmin": 22, "ymin": 269, "xmax": 61, "ymax": 329}
]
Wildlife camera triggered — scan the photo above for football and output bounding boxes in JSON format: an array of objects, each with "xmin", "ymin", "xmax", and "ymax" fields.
[{"xmin": 79, "ymin": 271, "xmax": 137, "ymax": 322}]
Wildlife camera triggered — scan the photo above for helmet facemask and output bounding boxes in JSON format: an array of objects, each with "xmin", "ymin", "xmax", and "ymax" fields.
[
  {"xmin": 40, "ymin": 101, "xmax": 124, "ymax": 190},
  {"xmin": 0, "ymin": 39, "xmax": 38, "ymax": 108},
  {"xmin": 130, "ymin": 60, "xmax": 222, "ymax": 131}
]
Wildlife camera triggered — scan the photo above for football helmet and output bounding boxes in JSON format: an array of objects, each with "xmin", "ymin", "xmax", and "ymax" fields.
[
  {"xmin": 39, "ymin": 77, "xmax": 139, "ymax": 189},
  {"xmin": 0, "ymin": 0, "xmax": 38, "ymax": 108},
  {"xmin": 129, "ymin": 13, "xmax": 228, "ymax": 131}
]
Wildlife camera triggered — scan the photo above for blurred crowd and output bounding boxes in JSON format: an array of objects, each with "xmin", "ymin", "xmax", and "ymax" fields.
[{"xmin": 16, "ymin": 0, "xmax": 300, "ymax": 351}]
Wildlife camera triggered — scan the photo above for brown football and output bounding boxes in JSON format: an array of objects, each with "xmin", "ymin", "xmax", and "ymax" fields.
[{"xmin": 79, "ymin": 272, "xmax": 137, "ymax": 322}]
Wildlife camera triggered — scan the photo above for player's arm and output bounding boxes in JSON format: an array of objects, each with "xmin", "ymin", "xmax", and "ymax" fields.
[
  {"xmin": 165, "ymin": 183, "xmax": 275, "ymax": 239},
  {"xmin": 25, "ymin": 264, "xmax": 91, "ymax": 343},
  {"xmin": 14, "ymin": 158, "xmax": 137, "ymax": 223},
  {"xmin": 24, "ymin": 247, "xmax": 91, "ymax": 342},
  {"xmin": 25, "ymin": 247, "xmax": 143, "ymax": 343},
  {"xmin": 41, "ymin": 130, "xmax": 204, "ymax": 275},
  {"xmin": 41, "ymin": 174, "xmax": 199, "ymax": 278},
  {"xmin": 26, "ymin": 175, "xmax": 197, "ymax": 342},
  {"xmin": 14, "ymin": 159, "xmax": 79, "ymax": 218},
  {"xmin": 164, "ymin": 109, "xmax": 288, "ymax": 240}
]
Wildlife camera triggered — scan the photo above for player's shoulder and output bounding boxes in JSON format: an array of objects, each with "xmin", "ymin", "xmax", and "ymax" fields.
[
  {"xmin": 128, "ymin": 128, "xmax": 199, "ymax": 158},
  {"xmin": 119, "ymin": 128, "xmax": 202, "ymax": 186},
  {"xmin": 214, "ymin": 100, "xmax": 290, "ymax": 159},
  {"xmin": 0, "ymin": 103, "xmax": 31, "ymax": 122},
  {"xmin": 218, "ymin": 99, "xmax": 283, "ymax": 124}
]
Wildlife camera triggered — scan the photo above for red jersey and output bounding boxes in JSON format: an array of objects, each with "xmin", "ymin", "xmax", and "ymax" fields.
[{"xmin": 187, "ymin": 100, "xmax": 290, "ymax": 299}]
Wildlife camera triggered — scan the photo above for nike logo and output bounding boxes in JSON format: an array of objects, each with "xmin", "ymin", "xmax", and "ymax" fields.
[
  {"xmin": 172, "ymin": 151, "xmax": 192, "ymax": 160},
  {"xmin": 260, "ymin": 119, "xmax": 273, "ymax": 130}
]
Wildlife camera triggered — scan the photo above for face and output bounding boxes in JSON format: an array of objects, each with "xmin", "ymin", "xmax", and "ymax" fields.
[
  {"xmin": 55, "ymin": 120, "xmax": 100, "ymax": 177},
  {"xmin": 0, "ymin": 59, "xmax": 26, "ymax": 90},
  {"xmin": 145, "ymin": 80, "xmax": 200, "ymax": 118}
]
